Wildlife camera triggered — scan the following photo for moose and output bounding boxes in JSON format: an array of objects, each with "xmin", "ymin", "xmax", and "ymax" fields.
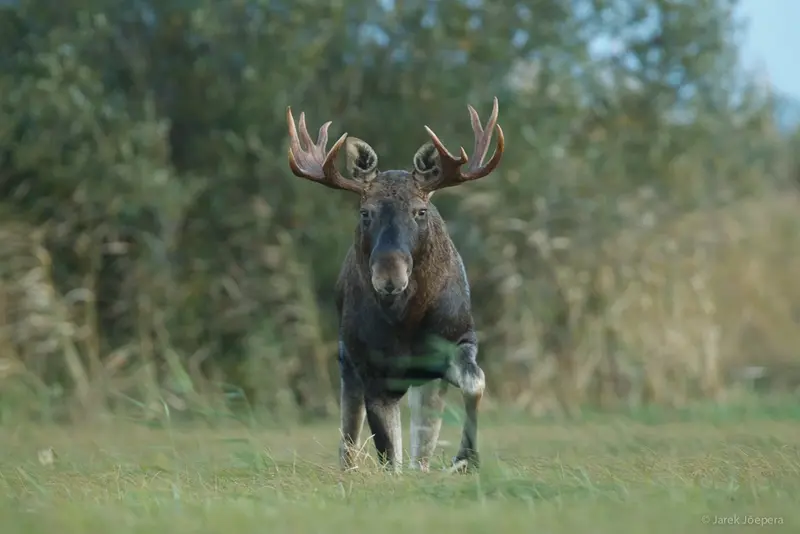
[{"xmin": 285, "ymin": 98, "xmax": 504, "ymax": 473}]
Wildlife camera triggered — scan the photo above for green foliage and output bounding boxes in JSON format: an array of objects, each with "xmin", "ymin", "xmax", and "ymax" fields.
[{"xmin": 0, "ymin": 0, "xmax": 797, "ymax": 420}]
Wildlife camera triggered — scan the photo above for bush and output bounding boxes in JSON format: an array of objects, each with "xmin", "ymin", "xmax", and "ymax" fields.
[{"xmin": 0, "ymin": 0, "xmax": 797, "ymax": 421}]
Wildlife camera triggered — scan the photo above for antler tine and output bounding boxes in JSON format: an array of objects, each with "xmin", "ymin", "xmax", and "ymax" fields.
[
  {"xmin": 316, "ymin": 121, "xmax": 330, "ymax": 151},
  {"xmin": 297, "ymin": 112, "xmax": 315, "ymax": 150},
  {"xmin": 286, "ymin": 107, "xmax": 363, "ymax": 195},
  {"xmin": 461, "ymin": 97, "xmax": 504, "ymax": 181},
  {"xmin": 421, "ymin": 97, "xmax": 505, "ymax": 191},
  {"xmin": 465, "ymin": 96, "xmax": 499, "ymax": 173},
  {"xmin": 422, "ymin": 126, "xmax": 468, "ymax": 165}
]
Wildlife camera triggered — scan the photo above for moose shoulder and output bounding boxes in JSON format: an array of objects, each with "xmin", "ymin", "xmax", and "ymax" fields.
[{"xmin": 286, "ymin": 98, "xmax": 504, "ymax": 473}]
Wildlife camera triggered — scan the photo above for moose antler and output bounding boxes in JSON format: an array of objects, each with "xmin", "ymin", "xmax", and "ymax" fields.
[
  {"xmin": 286, "ymin": 107, "xmax": 364, "ymax": 194},
  {"xmin": 421, "ymin": 97, "xmax": 505, "ymax": 192}
]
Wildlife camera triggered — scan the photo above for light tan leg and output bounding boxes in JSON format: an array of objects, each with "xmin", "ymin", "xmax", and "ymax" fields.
[
  {"xmin": 445, "ymin": 344, "xmax": 485, "ymax": 472},
  {"xmin": 408, "ymin": 379, "xmax": 449, "ymax": 471}
]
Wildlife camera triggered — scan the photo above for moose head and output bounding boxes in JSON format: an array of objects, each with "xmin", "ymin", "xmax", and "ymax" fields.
[{"xmin": 286, "ymin": 98, "xmax": 504, "ymax": 298}]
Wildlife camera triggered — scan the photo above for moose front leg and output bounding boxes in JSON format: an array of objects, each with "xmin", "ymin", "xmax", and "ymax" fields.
[
  {"xmin": 364, "ymin": 395, "xmax": 403, "ymax": 473},
  {"xmin": 339, "ymin": 379, "xmax": 366, "ymax": 471},
  {"xmin": 408, "ymin": 379, "xmax": 449, "ymax": 471},
  {"xmin": 444, "ymin": 338, "xmax": 486, "ymax": 472},
  {"xmin": 339, "ymin": 343, "xmax": 366, "ymax": 471}
]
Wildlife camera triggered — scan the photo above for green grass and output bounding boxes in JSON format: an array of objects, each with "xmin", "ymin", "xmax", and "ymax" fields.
[{"xmin": 0, "ymin": 403, "xmax": 798, "ymax": 533}]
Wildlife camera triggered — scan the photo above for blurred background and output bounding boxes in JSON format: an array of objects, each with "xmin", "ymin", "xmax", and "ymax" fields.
[{"xmin": 1, "ymin": 0, "xmax": 799, "ymax": 425}]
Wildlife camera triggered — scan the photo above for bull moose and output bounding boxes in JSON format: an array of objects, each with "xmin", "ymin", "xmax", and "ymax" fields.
[{"xmin": 285, "ymin": 98, "xmax": 504, "ymax": 473}]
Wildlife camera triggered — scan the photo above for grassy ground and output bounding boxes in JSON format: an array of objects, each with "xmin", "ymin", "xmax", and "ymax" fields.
[{"xmin": 1, "ymin": 400, "xmax": 798, "ymax": 533}]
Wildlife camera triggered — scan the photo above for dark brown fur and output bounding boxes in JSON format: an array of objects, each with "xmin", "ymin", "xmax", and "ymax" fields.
[
  {"xmin": 285, "ymin": 100, "xmax": 504, "ymax": 472},
  {"xmin": 336, "ymin": 174, "xmax": 471, "ymax": 385}
]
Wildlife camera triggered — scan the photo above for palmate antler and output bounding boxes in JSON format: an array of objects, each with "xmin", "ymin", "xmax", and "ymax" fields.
[
  {"xmin": 421, "ymin": 97, "xmax": 505, "ymax": 192},
  {"xmin": 286, "ymin": 107, "xmax": 364, "ymax": 194}
]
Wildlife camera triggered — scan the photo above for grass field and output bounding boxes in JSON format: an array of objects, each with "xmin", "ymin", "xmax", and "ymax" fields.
[{"xmin": 1, "ymin": 398, "xmax": 798, "ymax": 533}]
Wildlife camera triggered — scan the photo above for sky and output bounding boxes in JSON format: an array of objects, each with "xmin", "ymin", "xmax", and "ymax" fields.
[{"xmin": 738, "ymin": 0, "xmax": 800, "ymax": 99}]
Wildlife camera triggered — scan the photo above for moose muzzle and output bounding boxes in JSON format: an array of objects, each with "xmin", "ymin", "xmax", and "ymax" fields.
[{"xmin": 370, "ymin": 251, "xmax": 412, "ymax": 296}]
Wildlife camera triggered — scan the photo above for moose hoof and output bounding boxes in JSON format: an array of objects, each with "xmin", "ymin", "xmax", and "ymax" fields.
[
  {"xmin": 444, "ymin": 452, "xmax": 479, "ymax": 474},
  {"xmin": 409, "ymin": 459, "xmax": 431, "ymax": 472}
]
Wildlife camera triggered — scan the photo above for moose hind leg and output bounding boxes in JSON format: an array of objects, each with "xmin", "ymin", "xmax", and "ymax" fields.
[
  {"xmin": 444, "ymin": 339, "xmax": 485, "ymax": 472},
  {"xmin": 408, "ymin": 379, "xmax": 449, "ymax": 471},
  {"xmin": 365, "ymin": 396, "xmax": 403, "ymax": 472}
]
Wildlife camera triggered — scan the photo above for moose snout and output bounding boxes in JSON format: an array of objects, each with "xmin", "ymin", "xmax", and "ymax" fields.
[{"xmin": 370, "ymin": 252, "xmax": 412, "ymax": 296}]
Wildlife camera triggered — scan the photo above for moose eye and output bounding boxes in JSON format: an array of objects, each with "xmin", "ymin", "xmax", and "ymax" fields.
[
  {"xmin": 359, "ymin": 209, "xmax": 371, "ymax": 222},
  {"xmin": 415, "ymin": 209, "xmax": 428, "ymax": 219}
]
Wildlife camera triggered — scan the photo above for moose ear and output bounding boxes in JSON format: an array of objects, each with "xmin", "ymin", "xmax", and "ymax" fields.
[
  {"xmin": 412, "ymin": 142, "xmax": 441, "ymax": 193},
  {"xmin": 345, "ymin": 137, "xmax": 379, "ymax": 182}
]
